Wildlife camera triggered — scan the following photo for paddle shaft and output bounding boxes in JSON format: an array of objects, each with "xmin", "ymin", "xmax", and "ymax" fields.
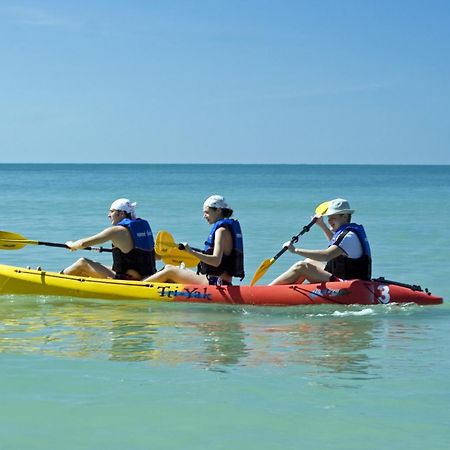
[
  {"xmin": 37, "ymin": 241, "xmax": 112, "ymax": 253},
  {"xmin": 249, "ymin": 202, "xmax": 328, "ymax": 286},
  {"xmin": 272, "ymin": 217, "xmax": 317, "ymax": 262},
  {"xmin": 0, "ymin": 231, "xmax": 112, "ymax": 253},
  {"xmin": 36, "ymin": 240, "xmax": 112, "ymax": 253},
  {"xmin": 177, "ymin": 243, "xmax": 201, "ymax": 252}
]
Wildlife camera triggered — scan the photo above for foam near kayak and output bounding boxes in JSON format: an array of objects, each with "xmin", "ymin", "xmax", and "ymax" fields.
[{"xmin": 0, "ymin": 264, "xmax": 443, "ymax": 306}]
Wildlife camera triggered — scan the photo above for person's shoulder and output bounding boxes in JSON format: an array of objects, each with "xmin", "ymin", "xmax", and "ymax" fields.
[
  {"xmin": 215, "ymin": 225, "xmax": 230, "ymax": 233},
  {"xmin": 215, "ymin": 225, "xmax": 232, "ymax": 239},
  {"xmin": 342, "ymin": 230, "xmax": 358, "ymax": 239},
  {"xmin": 109, "ymin": 224, "xmax": 129, "ymax": 234}
]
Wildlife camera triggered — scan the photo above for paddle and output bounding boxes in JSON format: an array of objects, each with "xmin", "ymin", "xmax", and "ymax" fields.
[
  {"xmin": 249, "ymin": 201, "xmax": 330, "ymax": 286},
  {"xmin": 155, "ymin": 230, "xmax": 200, "ymax": 268},
  {"xmin": 0, "ymin": 230, "xmax": 112, "ymax": 253}
]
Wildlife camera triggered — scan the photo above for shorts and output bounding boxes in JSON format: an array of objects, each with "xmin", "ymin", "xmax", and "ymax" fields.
[
  {"xmin": 114, "ymin": 273, "xmax": 140, "ymax": 281},
  {"xmin": 207, "ymin": 276, "xmax": 232, "ymax": 286},
  {"xmin": 329, "ymin": 275, "xmax": 344, "ymax": 282}
]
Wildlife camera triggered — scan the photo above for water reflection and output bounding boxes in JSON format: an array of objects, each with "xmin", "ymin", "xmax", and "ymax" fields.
[
  {"xmin": 108, "ymin": 319, "xmax": 159, "ymax": 362},
  {"xmin": 265, "ymin": 319, "xmax": 378, "ymax": 378},
  {"xmin": 0, "ymin": 297, "xmax": 435, "ymax": 378}
]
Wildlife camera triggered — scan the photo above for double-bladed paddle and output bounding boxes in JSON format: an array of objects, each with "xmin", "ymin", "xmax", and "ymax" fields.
[
  {"xmin": 0, "ymin": 230, "xmax": 112, "ymax": 253},
  {"xmin": 249, "ymin": 201, "xmax": 330, "ymax": 286},
  {"xmin": 155, "ymin": 230, "xmax": 200, "ymax": 268},
  {"xmin": 0, "ymin": 230, "xmax": 201, "ymax": 269}
]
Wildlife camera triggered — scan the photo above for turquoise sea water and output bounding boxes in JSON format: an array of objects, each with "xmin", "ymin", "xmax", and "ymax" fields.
[{"xmin": 1, "ymin": 164, "xmax": 449, "ymax": 449}]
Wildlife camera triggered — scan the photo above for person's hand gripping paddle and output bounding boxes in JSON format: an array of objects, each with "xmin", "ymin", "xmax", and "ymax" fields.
[
  {"xmin": 0, "ymin": 230, "xmax": 112, "ymax": 253},
  {"xmin": 155, "ymin": 230, "xmax": 200, "ymax": 268},
  {"xmin": 249, "ymin": 201, "xmax": 330, "ymax": 286}
]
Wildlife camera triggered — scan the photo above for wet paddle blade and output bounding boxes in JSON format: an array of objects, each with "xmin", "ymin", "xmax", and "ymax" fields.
[
  {"xmin": 164, "ymin": 250, "xmax": 199, "ymax": 268},
  {"xmin": 315, "ymin": 201, "xmax": 329, "ymax": 216},
  {"xmin": 155, "ymin": 230, "xmax": 200, "ymax": 268},
  {"xmin": 161, "ymin": 255, "xmax": 198, "ymax": 267},
  {"xmin": 250, "ymin": 258, "xmax": 275, "ymax": 286},
  {"xmin": 0, "ymin": 231, "xmax": 37, "ymax": 250},
  {"xmin": 0, "ymin": 230, "xmax": 112, "ymax": 253},
  {"xmin": 155, "ymin": 230, "xmax": 177, "ymax": 256}
]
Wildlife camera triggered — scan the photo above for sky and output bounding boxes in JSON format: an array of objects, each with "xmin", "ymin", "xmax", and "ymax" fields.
[{"xmin": 0, "ymin": 0, "xmax": 449, "ymax": 164}]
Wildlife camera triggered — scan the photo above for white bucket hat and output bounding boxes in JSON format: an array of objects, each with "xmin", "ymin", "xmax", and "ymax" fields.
[
  {"xmin": 203, "ymin": 194, "xmax": 230, "ymax": 210},
  {"xmin": 325, "ymin": 198, "xmax": 354, "ymax": 216},
  {"xmin": 110, "ymin": 198, "xmax": 137, "ymax": 219}
]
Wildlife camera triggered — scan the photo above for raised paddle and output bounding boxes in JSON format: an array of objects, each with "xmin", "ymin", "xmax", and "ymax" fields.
[
  {"xmin": 0, "ymin": 230, "xmax": 112, "ymax": 253},
  {"xmin": 155, "ymin": 230, "xmax": 200, "ymax": 268},
  {"xmin": 249, "ymin": 201, "xmax": 330, "ymax": 286}
]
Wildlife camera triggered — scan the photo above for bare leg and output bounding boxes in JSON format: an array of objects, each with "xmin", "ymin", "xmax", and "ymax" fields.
[
  {"xmin": 62, "ymin": 258, "xmax": 115, "ymax": 278},
  {"xmin": 269, "ymin": 259, "xmax": 332, "ymax": 285},
  {"xmin": 144, "ymin": 265, "xmax": 209, "ymax": 284}
]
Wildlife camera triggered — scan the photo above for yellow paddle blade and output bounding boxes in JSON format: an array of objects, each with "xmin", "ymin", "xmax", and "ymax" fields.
[
  {"xmin": 155, "ymin": 230, "xmax": 177, "ymax": 256},
  {"xmin": 315, "ymin": 201, "xmax": 329, "ymax": 216},
  {"xmin": 250, "ymin": 258, "xmax": 275, "ymax": 286},
  {"xmin": 155, "ymin": 230, "xmax": 200, "ymax": 268},
  {"xmin": 161, "ymin": 254, "xmax": 199, "ymax": 267},
  {"xmin": 0, "ymin": 231, "xmax": 38, "ymax": 250}
]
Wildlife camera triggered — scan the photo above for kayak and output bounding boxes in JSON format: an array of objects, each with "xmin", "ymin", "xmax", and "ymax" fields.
[{"xmin": 0, "ymin": 264, "xmax": 443, "ymax": 306}]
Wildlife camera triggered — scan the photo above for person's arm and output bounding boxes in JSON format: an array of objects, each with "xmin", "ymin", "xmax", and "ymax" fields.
[
  {"xmin": 283, "ymin": 242, "xmax": 344, "ymax": 262},
  {"xmin": 65, "ymin": 227, "xmax": 118, "ymax": 251},
  {"xmin": 315, "ymin": 216, "xmax": 333, "ymax": 240},
  {"xmin": 183, "ymin": 227, "xmax": 229, "ymax": 267}
]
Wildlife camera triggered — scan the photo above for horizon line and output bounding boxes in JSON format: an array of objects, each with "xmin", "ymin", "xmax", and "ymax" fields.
[{"xmin": 0, "ymin": 162, "xmax": 448, "ymax": 167}]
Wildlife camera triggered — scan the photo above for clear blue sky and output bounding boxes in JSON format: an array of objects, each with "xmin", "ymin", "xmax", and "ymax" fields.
[{"xmin": 1, "ymin": 1, "xmax": 449, "ymax": 164}]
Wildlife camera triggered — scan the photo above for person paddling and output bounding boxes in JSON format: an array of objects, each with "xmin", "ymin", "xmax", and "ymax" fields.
[
  {"xmin": 270, "ymin": 198, "xmax": 371, "ymax": 285},
  {"xmin": 145, "ymin": 195, "xmax": 244, "ymax": 285},
  {"xmin": 62, "ymin": 198, "xmax": 157, "ymax": 280}
]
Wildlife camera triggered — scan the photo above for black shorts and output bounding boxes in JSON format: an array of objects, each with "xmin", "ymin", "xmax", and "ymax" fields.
[
  {"xmin": 114, "ymin": 273, "xmax": 141, "ymax": 281},
  {"xmin": 207, "ymin": 276, "xmax": 232, "ymax": 286},
  {"xmin": 329, "ymin": 275, "xmax": 344, "ymax": 282}
]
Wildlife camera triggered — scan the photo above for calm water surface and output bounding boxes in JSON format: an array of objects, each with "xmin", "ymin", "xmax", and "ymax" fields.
[{"xmin": 1, "ymin": 164, "xmax": 449, "ymax": 449}]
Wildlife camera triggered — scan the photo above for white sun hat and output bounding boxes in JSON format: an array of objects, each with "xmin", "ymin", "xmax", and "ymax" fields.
[{"xmin": 325, "ymin": 198, "xmax": 355, "ymax": 216}]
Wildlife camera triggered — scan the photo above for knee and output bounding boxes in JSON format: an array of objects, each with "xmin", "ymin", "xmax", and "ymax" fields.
[
  {"xmin": 303, "ymin": 261, "xmax": 317, "ymax": 271},
  {"xmin": 162, "ymin": 264, "xmax": 177, "ymax": 273},
  {"xmin": 161, "ymin": 264, "xmax": 181, "ymax": 276},
  {"xmin": 292, "ymin": 260, "xmax": 319, "ymax": 277},
  {"xmin": 73, "ymin": 257, "xmax": 91, "ymax": 268},
  {"xmin": 291, "ymin": 260, "xmax": 308, "ymax": 273}
]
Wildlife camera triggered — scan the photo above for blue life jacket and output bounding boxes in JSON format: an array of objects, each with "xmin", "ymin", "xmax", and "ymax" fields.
[
  {"xmin": 329, "ymin": 223, "xmax": 371, "ymax": 257},
  {"xmin": 325, "ymin": 223, "xmax": 372, "ymax": 280},
  {"xmin": 112, "ymin": 218, "xmax": 156, "ymax": 278},
  {"xmin": 117, "ymin": 218, "xmax": 155, "ymax": 251},
  {"xmin": 198, "ymin": 218, "xmax": 245, "ymax": 279}
]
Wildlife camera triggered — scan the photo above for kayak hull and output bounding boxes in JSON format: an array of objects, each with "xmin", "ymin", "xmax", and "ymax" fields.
[{"xmin": 0, "ymin": 264, "xmax": 443, "ymax": 306}]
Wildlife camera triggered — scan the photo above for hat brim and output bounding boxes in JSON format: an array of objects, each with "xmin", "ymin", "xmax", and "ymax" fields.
[{"xmin": 325, "ymin": 209, "xmax": 354, "ymax": 216}]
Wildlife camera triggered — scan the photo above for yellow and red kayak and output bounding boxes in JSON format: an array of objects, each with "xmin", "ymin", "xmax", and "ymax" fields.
[{"xmin": 0, "ymin": 264, "xmax": 443, "ymax": 306}]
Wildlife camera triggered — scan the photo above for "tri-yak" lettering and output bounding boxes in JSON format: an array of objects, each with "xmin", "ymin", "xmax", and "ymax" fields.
[{"xmin": 157, "ymin": 286, "xmax": 212, "ymax": 301}]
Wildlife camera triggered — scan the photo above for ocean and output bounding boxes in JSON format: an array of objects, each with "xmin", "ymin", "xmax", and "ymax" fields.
[{"xmin": 1, "ymin": 164, "xmax": 449, "ymax": 449}]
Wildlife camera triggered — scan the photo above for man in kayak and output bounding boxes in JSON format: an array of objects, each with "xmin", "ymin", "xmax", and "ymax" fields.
[
  {"xmin": 270, "ymin": 198, "xmax": 371, "ymax": 285},
  {"xmin": 144, "ymin": 195, "xmax": 244, "ymax": 285},
  {"xmin": 62, "ymin": 198, "xmax": 157, "ymax": 280}
]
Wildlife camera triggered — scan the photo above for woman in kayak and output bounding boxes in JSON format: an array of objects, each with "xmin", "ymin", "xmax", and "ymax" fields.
[
  {"xmin": 145, "ymin": 195, "xmax": 244, "ymax": 286},
  {"xmin": 270, "ymin": 198, "xmax": 371, "ymax": 285},
  {"xmin": 62, "ymin": 198, "xmax": 157, "ymax": 280}
]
